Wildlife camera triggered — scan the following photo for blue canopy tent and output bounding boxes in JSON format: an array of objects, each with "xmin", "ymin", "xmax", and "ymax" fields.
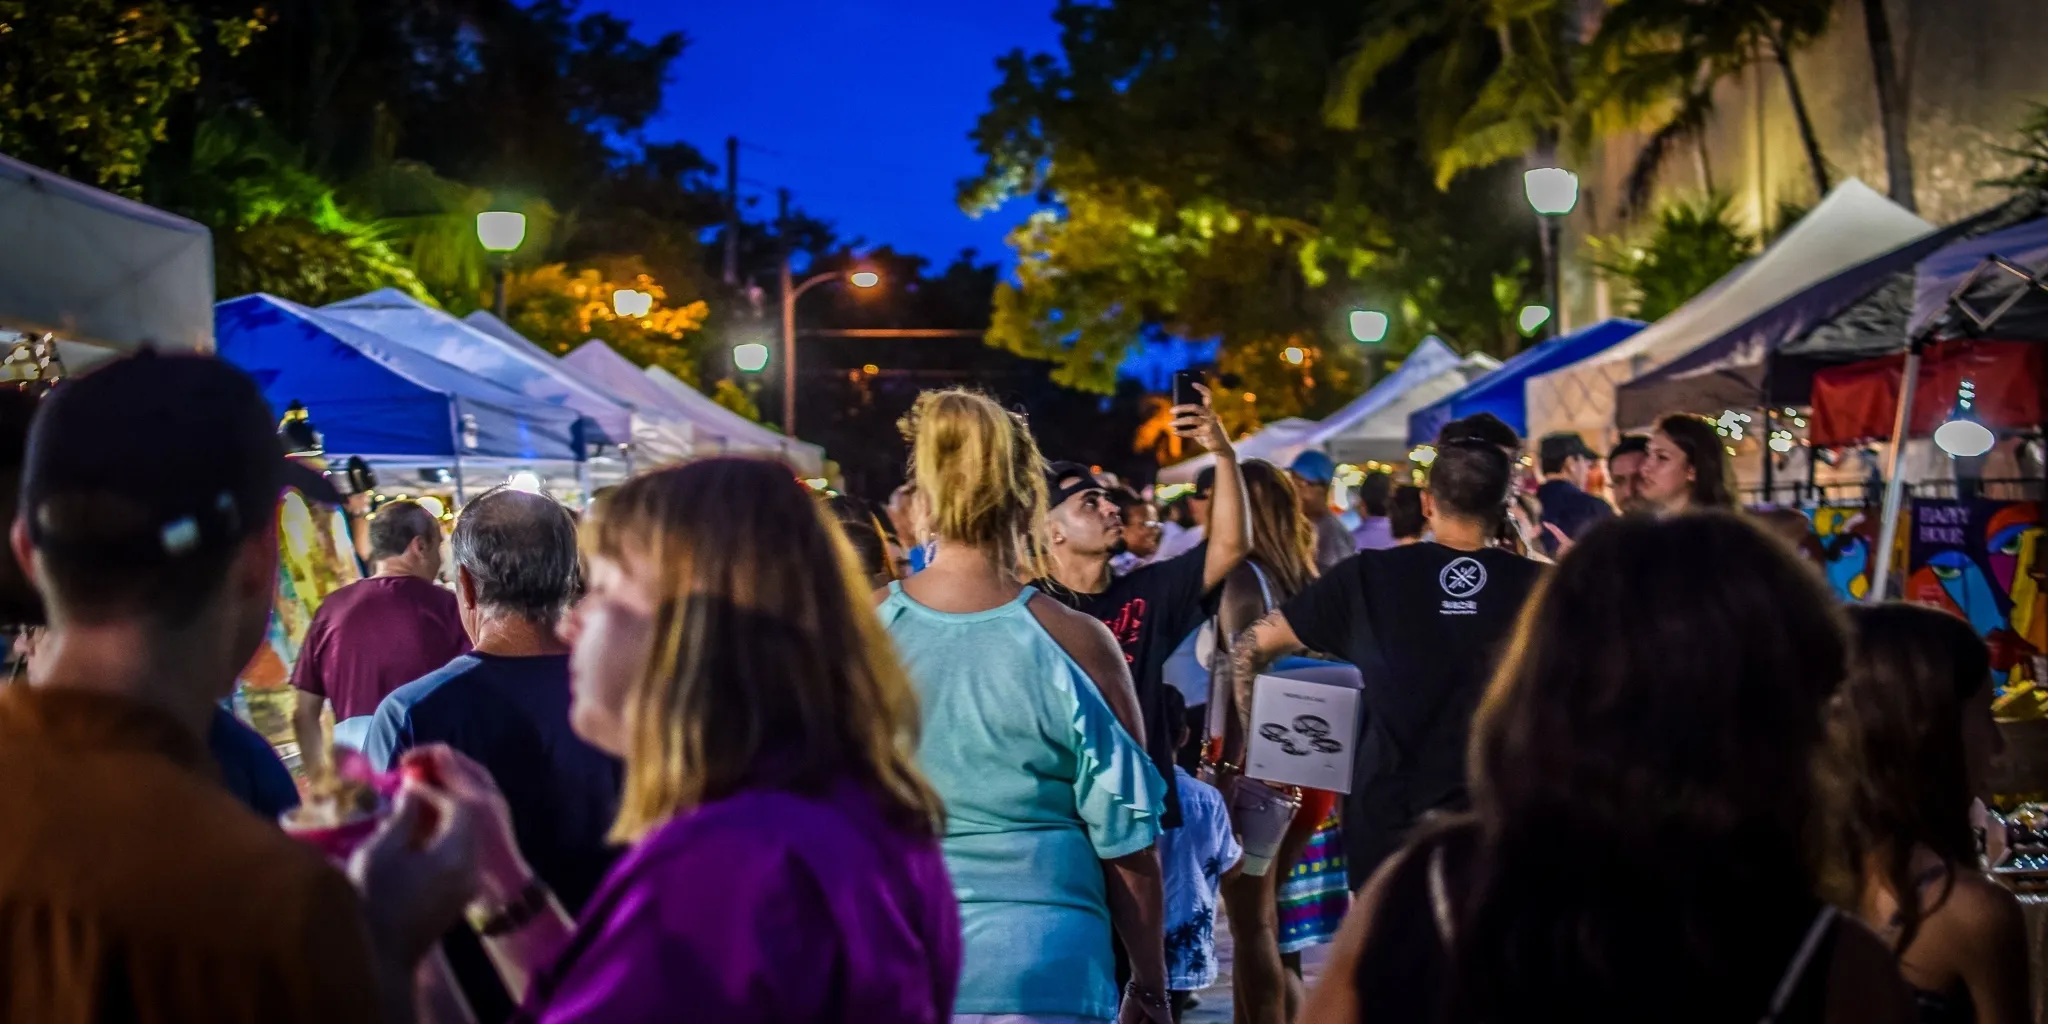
[
  {"xmin": 1407, "ymin": 319, "xmax": 1643, "ymax": 447},
  {"xmin": 322, "ymin": 289, "xmax": 635, "ymax": 447},
  {"xmin": 215, "ymin": 294, "xmax": 583, "ymax": 501}
]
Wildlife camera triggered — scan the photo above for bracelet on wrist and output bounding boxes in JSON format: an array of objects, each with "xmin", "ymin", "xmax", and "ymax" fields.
[
  {"xmin": 467, "ymin": 876, "xmax": 551, "ymax": 938},
  {"xmin": 1124, "ymin": 981, "xmax": 1170, "ymax": 1010}
]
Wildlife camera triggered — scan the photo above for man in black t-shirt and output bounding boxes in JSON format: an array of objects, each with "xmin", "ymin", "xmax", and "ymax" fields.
[
  {"xmin": 1536, "ymin": 431, "xmax": 1614, "ymax": 555},
  {"xmin": 1035, "ymin": 386, "xmax": 1249, "ymax": 826},
  {"xmin": 1226, "ymin": 440, "xmax": 1542, "ymax": 886}
]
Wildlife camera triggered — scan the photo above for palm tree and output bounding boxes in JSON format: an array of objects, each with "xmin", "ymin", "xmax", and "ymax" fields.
[
  {"xmin": 1582, "ymin": 0, "xmax": 1837, "ymax": 214},
  {"xmin": 1325, "ymin": 0, "xmax": 1583, "ymax": 190},
  {"xmin": 1859, "ymin": 0, "xmax": 1916, "ymax": 211}
]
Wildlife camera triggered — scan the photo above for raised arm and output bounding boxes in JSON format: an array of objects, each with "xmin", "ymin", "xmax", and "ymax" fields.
[{"xmin": 1177, "ymin": 384, "xmax": 1249, "ymax": 593}]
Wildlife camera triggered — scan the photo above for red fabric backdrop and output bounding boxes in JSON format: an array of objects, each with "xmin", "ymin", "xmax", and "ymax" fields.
[{"xmin": 1808, "ymin": 340, "xmax": 2044, "ymax": 446}]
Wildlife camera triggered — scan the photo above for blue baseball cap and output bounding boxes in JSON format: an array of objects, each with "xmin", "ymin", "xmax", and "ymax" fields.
[{"xmin": 1288, "ymin": 450, "xmax": 1337, "ymax": 485}]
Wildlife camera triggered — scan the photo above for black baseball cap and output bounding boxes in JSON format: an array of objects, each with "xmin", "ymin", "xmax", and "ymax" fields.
[
  {"xmin": 1538, "ymin": 431, "xmax": 1600, "ymax": 465},
  {"xmin": 1044, "ymin": 460, "xmax": 1105, "ymax": 510},
  {"xmin": 23, "ymin": 352, "xmax": 343, "ymax": 564}
]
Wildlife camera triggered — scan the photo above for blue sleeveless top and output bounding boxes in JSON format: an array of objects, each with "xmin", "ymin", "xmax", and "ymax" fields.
[{"xmin": 878, "ymin": 583, "xmax": 1165, "ymax": 1019}]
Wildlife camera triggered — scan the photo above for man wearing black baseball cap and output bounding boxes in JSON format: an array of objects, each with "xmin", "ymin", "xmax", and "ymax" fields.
[
  {"xmin": 0, "ymin": 353, "xmax": 474, "ymax": 1022},
  {"xmin": 1536, "ymin": 430, "xmax": 1614, "ymax": 555},
  {"xmin": 1034, "ymin": 385, "xmax": 1249, "ymax": 828}
]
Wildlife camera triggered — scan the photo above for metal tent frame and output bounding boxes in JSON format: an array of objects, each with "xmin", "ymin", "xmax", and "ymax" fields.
[{"xmin": 1868, "ymin": 254, "xmax": 2048, "ymax": 599}]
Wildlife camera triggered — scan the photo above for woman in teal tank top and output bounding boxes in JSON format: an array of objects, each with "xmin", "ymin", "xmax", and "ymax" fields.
[{"xmin": 885, "ymin": 390, "xmax": 1171, "ymax": 1024}]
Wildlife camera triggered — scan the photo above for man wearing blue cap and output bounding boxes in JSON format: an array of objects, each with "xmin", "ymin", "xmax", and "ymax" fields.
[{"xmin": 1289, "ymin": 450, "xmax": 1357, "ymax": 573}]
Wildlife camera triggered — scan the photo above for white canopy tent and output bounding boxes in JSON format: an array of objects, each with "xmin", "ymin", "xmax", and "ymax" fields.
[
  {"xmin": 321, "ymin": 289, "xmax": 694, "ymax": 467},
  {"xmin": 0, "ymin": 152, "xmax": 212, "ymax": 371},
  {"xmin": 561, "ymin": 340, "xmax": 825, "ymax": 477},
  {"xmin": 1525, "ymin": 179, "xmax": 1933, "ymax": 448},
  {"xmin": 1156, "ymin": 417, "xmax": 1321, "ymax": 486},
  {"xmin": 1307, "ymin": 337, "xmax": 1500, "ymax": 464},
  {"xmin": 642, "ymin": 366, "xmax": 827, "ymax": 477}
]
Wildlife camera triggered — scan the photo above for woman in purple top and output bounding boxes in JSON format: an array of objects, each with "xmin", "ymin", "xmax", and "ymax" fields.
[{"xmin": 414, "ymin": 458, "xmax": 961, "ymax": 1023}]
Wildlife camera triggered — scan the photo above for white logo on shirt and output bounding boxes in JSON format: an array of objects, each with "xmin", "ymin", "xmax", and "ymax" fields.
[{"xmin": 1439, "ymin": 556, "xmax": 1488, "ymax": 598}]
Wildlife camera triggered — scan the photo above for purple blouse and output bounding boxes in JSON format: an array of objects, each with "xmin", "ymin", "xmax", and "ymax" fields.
[{"xmin": 516, "ymin": 783, "xmax": 960, "ymax": 1023}]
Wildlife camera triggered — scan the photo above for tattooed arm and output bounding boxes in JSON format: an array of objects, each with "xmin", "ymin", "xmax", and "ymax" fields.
[{"xmin": 1216, "ymin": 609, "xmax": 1305, "ymax": 766}]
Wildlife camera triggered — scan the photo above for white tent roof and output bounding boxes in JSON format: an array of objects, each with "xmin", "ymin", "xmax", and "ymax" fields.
[
  {"xmin": 462, "ymin": 309, "xmax": 566, "ymax": 364},
  {"xmin": 1157, "ymin": 417, "xmax": 1321, "ymax": 485},
  {"xmin": 322, "ymin": 290, "xmax": 650, "ymax": 450},
  {"xmin": 1525, "ymin": 178, "xmax": 1933, "ymax": 446},
  {"xmin": 642, "ymin": 365, "xmax": 826, "ymax": 477},
  {"xmin": 560, "ymin": 340, "xmax": 824, "ymax": 476},
  {"xmin": 1310, "ymin": 338, "xmax": 1501, "ymax": 464},
  {"xmin": 0, "ymin": 152, "xmax": 212, "ymax": 371}
]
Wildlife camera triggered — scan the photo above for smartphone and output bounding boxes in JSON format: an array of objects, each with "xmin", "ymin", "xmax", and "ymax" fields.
[{"xmin": 1172, "ymin": 370, "xmax": 1199, "ymax": 408}]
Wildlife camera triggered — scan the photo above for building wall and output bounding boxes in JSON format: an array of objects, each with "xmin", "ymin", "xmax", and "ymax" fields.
[{"xmin": 1566, "ymin": 0, "xmax": 2046, "ymax": 327}]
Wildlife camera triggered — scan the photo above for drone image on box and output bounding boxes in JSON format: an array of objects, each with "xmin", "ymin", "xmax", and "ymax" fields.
[{"xmin": 1258, "ymin": 714, "xmax": 1344, "ymax": 756}]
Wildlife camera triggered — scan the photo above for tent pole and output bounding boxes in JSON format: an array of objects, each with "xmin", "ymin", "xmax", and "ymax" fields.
[
  {"xmin": 1867, "ymin": 339, "xmax": 1924, "ymax": 602},
  {"xmin": 1761, "ymin": 404, "xmax": 1776, "ymax": 504},
  {"xmin": 449, "ymin": 400, "xmax": 468, "ymax": 507}
]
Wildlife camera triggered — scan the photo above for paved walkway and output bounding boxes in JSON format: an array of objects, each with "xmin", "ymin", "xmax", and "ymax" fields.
[{"xmin": 1181, "ymin": 910, "xmax": 1330, "ymax": 1023}]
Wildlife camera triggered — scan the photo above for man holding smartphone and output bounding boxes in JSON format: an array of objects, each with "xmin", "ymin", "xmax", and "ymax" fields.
[{"xmin": 1034, "ymin": 381, "xmax": 1250, "ymax": 826}]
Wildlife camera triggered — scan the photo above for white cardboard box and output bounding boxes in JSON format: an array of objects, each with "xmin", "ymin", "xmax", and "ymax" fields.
[{"xmin": 1244, "ymin": 673, "xmax": 1361, "ymax": 794}]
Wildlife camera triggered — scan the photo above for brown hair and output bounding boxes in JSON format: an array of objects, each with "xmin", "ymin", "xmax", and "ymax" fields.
[
  {"xmin": 1241, "ymin": 460, "xmax": 1315, "ymax": 601},
  {"xmin": 899, "ymin": 389, "xmax": 1046, "ymax": 575},
  {"xmin": 1447, "ymin": 512, "xmax": 1849, "ymax": 1020},
  {"xmin": 583, "ymin": 458, "xmax": 944, "ymax": 842},
  {"xmin": 1829, "ymin": 602, "xmax": 1992, "ymax": 957},
  {"xmin": 1656, "ymin": 414, "xmax": 1738, "ymax": 511}
]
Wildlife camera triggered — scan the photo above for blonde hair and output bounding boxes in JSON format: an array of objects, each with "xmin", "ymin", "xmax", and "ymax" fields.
[
  {"xmin": 583, "ymin": 458, "xmax": 944, "ymax": 842},
  {"xmin": 898, "ymin": 389, "xmax": 1047, "ymax": 575}
]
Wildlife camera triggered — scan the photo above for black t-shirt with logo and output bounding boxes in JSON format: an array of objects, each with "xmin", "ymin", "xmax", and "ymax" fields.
[
  {"xmin": 1280, "ymin": 542, "xmax": 1542, "ymax": 882},
  {"xmin": 1035, "ymin": 543, "xmax": 1213, "ymax": 828}
]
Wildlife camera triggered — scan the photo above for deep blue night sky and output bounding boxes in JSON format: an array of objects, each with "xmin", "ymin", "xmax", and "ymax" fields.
[{"xmin": 586, "ymin": 0, "xmax": 1062, "ymax": 269}]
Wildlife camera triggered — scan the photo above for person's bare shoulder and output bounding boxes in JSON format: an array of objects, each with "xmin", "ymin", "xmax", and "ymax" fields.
[
  {"xmin": 1920, "ymin": 869, "xmax": 2026, "ymax": 968},
  {"xmin": 1824, "ymin": 913, "xmax": 1917, "ymax": 1024},
  {"xmin": 1027, "ymin": 594, "xmax": 1144, "ymax": 740}
]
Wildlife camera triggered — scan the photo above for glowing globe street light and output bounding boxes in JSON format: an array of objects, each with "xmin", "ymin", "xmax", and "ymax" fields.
[
  {"xmin": 1518, "ymin": 305, "xmax": 1553, "ymax": 334},
  {"xmin": 733, "ymin": 342, "xmax": 771, "ymax": 373},
  {"xmin": 849, "ymin": 270, "xmax": 881, "ymax": 289},
  {"xmin": 780, "ymin": 267, "xmax": 883, "ymax": 436},
  {"xmin": 1349, "ymin": 309, "xmax": 1390, "ymax": 344},
  {"xmin": 1523, "ymin": 167, "xmax": 1578, "ymax": 341},
  {"xmin": 1522, "ymin": 168, "xmax": 1580, "ymax": 216},
  {"xmin": 476, "ymin": 211, "xmax": 528, "ymax": 321},
  {"xmin": 1934, "ymin": 379, "xmax": 1996, "ymax": 457},
  {"xmin": 611, "ymin": 289, "xmax": 653, "ymax": 318}
]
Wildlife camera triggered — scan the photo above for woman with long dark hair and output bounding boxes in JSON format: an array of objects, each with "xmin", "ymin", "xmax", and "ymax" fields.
[
  {"xmin": 409, "ymin": 459, "xmax": 961, "ymax": 1021},
  {"xmin": 1203, "ymin": 459, "xmax": 1350, "ymax": 1024},
  {"xmin": 1302, "ymin": 513, "xmax": 1913, "ymax": 1024},
  {"xmin": 1637, "ymin": 413, "xmax": 1738, "ymax": 513},
  {"xmin": 1832, "ymin": 603, "xmax": 2028, "ymax": 1024}
]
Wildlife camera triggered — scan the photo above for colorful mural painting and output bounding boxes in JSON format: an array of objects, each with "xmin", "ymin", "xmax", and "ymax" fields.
[
  {"xmin": 1806, "ymin": 505, "xmax": 1884, "ymax": 602},
  {"xmin": 237, "ymin": 490, "xmax": 361, "ymax": 742},
  {"xmin": 1905, "ymin": 498, "xmax": 2047, "ymax": 689}
]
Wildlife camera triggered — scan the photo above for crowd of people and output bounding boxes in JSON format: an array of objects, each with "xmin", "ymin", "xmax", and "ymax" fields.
[{"xmin": 0, "ymin": 350, "xmax": 2031, "ymax": 1024}]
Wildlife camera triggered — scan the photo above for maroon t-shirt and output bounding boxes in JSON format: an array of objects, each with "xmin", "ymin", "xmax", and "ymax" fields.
[{"xmin": 289, "ymin": 575, "xmax": 469, "ymax": 721}]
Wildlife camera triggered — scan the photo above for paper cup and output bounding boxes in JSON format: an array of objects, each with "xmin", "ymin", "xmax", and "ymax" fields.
[{"xmin": 280, "ymin": 805, "xmax": 384, "ymax": 863}]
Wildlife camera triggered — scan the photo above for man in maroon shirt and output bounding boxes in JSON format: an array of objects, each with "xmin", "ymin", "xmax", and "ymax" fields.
[{"xmin": 291, "ymin": 499, "xmax": 467, "ymax": 774}]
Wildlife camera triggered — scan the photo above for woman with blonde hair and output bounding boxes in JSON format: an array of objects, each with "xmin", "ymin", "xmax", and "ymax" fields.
[
  {"xmin": 409, "ymin": 457, "xmax": 961, "ymax": 1021},
  {"xmin": 883, "ymin": 388, "xmax": 1171, "ymax": 1024}
]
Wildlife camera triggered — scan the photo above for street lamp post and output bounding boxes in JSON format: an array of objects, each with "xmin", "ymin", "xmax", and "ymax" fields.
[
  {"xmin": 1523, "ymin": 167, "xmax": 1578, "ymax": 340},
  {"xmin": 476, "ymin": 211, "xmax": 527, "ymax": 321},
  {"xmin": 779, "ymin": 263, "xmax": 878, "ymax": 437}
]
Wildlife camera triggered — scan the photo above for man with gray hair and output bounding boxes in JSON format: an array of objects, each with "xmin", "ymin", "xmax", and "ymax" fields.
[{"xmin": 363, "ymin": 487, "xmax": 619, "ymax": 1023}]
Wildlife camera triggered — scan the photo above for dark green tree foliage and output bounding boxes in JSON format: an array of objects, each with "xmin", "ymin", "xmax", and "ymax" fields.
[
  {"xmin": 0, "ymin": 0, "xmax": 256, "ymax": 192},
  {"xmin": 965, "ymin": 0, "xmax": 1541, "ymax": 398},
  {"xmin": 1588, "ymin": 193, "xmax": 1756, "ymax": 321}
]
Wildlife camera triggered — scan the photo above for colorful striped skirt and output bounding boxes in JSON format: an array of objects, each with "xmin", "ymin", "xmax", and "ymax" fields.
[{"xmin": 1277, "ymin": 809, "xmax": 1350, "ymax": 953}]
